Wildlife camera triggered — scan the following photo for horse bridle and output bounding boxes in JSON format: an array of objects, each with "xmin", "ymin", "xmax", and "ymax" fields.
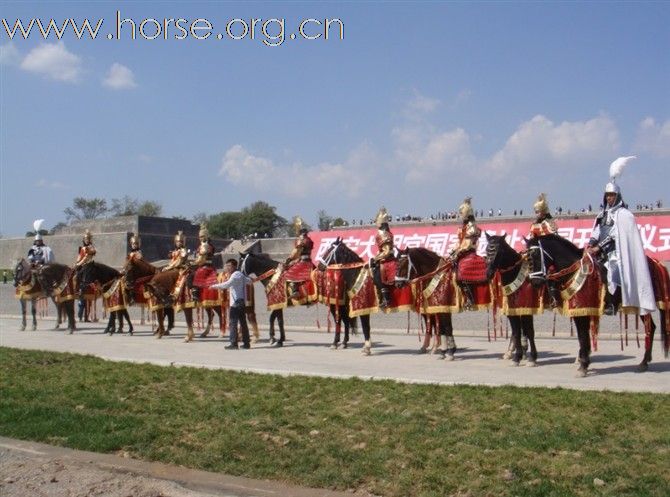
[
  {"xmin": 394, "ymin": 251, "xmax": 416, "ymax": 283},
  {"xmin": 317, "ymin": 241, "xmax": 339, "ymax": 268},
  {"xmin": 528, "ymin": 241, "xmax": 554, "ymax": 280}
]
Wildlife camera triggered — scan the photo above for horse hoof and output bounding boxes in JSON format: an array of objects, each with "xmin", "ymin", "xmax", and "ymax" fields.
[
  {"xmin": 417, "ymin": 347, "xmax": 427, "ymax": 355},
  {"xmin": 31, "ymin": 324, "xmax": 37, "ymax": 331},
  {"xmin": 342, "ymin": 343, "xmax": 348, "ymax": 349},
  {"xmin": 511, "ymin": 361, "xmax": 520, "ymax": 367},
  {"xmin": 19, "ymin": 325, "xmax": 26, "ymax": 331},
  {"xmin": 183, "ymin": 337, "xmax": 193, "ymax": 343},
  {"xmin": 199, "ymin": 332, "xmax": 209, "ymax": 338},
  {"xmin": 576, "ymin": 368, "xmax": 588, "ymax": 378},
  {"xmin": 637, "ymin": 362, "xmax": 649, "ymax": 373},
  {"xmin": 445, "ymin": 353, "xmax": 455, "ymax": 361},
  {"xmin": 330, "ymin": 343, "xmax": 339, "ymax": 350},
  {"xmin": 362, "ymin": 347, "xmax": 371, "ymax": 356},
  {"xmin": 68, "ymin": 329, "xmax": 74, "ymax": 335},
  {"xmin": 526, "ymin": 360, "xmax": 537, "ymax": 367},
  {"xmin": 502, "ymin": 351, "xmax": 512, "ymax": 360},
  {"xmin": 273, "ymin": 341, "xmax": 283, "ymax": 348},
  {"xmin": 163, "ymin": 330, "xmax": 170, "ymax": 336},
  {"xmin": 251, "ymin": 336, "xmax": 259, "ymax": 344}
]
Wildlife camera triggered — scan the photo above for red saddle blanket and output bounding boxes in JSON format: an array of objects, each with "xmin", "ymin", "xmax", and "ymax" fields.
[
  {"xmin": 380, "ymin": 259, "xmax": 397, "ymax": 285},
  {"xmin": 456, "ymin": 252, "xmax": 488, "ymax": 283},
  {"xmin": 284, "ymin": 260, "xmax": 314, "ymax": 282},
  {"xmin": 193, "ymin": 266, "xmax": 219, "ymax": 287}
]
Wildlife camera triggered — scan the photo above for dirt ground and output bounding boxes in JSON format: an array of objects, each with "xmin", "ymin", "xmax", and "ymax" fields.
[{"xmin": 0, "ymin": 448, "xmax": 218, "ymax": 497}]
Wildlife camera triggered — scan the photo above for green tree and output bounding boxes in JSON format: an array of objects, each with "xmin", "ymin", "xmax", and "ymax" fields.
[
  {"xmin": 317, "ymin": 210, "xmax": 333, "ymax": 231},
  {"xmin": 25, "ymin": 229, "xmax": 49, "ymax": 238},
  {"xmin": 111, "ymin": 196, "xmax": 163, "ymax": 217},
  {"xmin": 332, "ymin": 217, "xmax": 348, "ymax": 227},
  {"xmin": 50, "ymin": 222, "xmax": 67, "ymax": 235},
  {"xmin": 208, "ymin": 211, "xmax": 243, "ymax": 239},
  {"xmin": 239, "ymin": 201, "xmax": 287, "ymax": 238},
  {"xmin": 64, "ymin": 197, "xmax": 108, "ymax": 221}
]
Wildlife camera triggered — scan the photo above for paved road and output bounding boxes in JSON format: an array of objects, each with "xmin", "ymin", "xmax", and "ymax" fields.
[{"xmin": 1, "ymin": 313, "xmax": 668, "ymax": 393}]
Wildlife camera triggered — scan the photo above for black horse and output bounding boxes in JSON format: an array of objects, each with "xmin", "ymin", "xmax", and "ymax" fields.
[
  {"xmin": 312, "ymin": 240, "xmax": 373, "ymax": 354},
  {"xmin": 77, "ymin": 261, "xmax": 131, "ymax": 335},
  {"xmin": 124, "ymin": 257, "xmax": 174, "ymax": 334},
  {"xmin": 239, "ymin": 252, "xmax": 294, "ymax": 347},
  {"xmin": 314, "ymin": 237, "xmax": 360, "ymax": 349},
  {"xmin": 13, "ymin": 258, "xmax": 76, "ymax": 332},
  {"xmin": 395, "ymin": 247, "xmax": 458, "ymax": 359},
  {"xmin": 485, "ymin": 234, "xmax": 539, "ymax": 366},
  {"xmin": 525, "ymin": 235, "xmax": 601, "ymax": 376}
]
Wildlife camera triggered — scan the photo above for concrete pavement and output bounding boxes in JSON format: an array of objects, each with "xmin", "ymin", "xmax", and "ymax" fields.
[{"xmin": 1, "ymin": 315, "xmax": 668, "ymax": 394}]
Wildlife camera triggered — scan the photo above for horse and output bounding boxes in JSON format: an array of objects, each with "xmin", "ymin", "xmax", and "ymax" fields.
[
  {"xmin": 13, "ymin": 258, "xmax": 76, "ymax": 332},
  {"xmin": 485, "ymin": 234, "xmax": 540, "ymax": 366},
  {"xmin": 394, "ymin": 247, "xmax": 459, "ymax": 359},
  {"xmin": 312, "ymin": 240, "xmax": 374, "ymax": 354},
  {"xmin": 239, "ymin": 252, "xmax": 292, "ymax": 347},
  {"xmin": 527, "ymin": 234, "xmax": 669, "ymax": 373},
  {"xmin": 313, "ymin": 237, "xmax": 361, "ymax": 349},
  {"xmin": 124, "ymin": 257, "xmax": 174, "ymax": 334},
  {"xmin": 77, "ymin": 261, "xmax": 132, "ymax": 335}
]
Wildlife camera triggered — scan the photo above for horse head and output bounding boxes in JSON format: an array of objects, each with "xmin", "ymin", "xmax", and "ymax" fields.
[
  {"xmin": 13, "ymin": 258, "xmax": 31, "ymax": 287},
  {"xmin": 317, "ymin": 237, "xmax": 343, "ymax": 270},
  {"xmin": 484, "ymin": 232, "xmax": 519, "ymax": 281},
  {"xmin": 77, "ymin": 262, "xmax": 120, "ymax": 296},
  {"xmin": 239, "ymin": 251, "xmax": 278, "ymax": 277},
  {"xmin": 394, "ymin": 248, "xmax": 412, "ymax": 287}
]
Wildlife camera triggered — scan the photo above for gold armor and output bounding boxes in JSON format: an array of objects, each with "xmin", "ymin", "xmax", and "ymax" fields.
[
  {"xmin": 450, "ymin": 198, "xmax": 480, "ymax": 258},
  {"xmin": 127, "ymin": 233, "xmax": 143, "ymax": 261},
  {"xmin": 372, "ymin": 207, "xmax": 393, "ymax": 263},
  {"xmin": 165, "ymin": 231, "xmax": 189, "ymax": 270},
  {"xmin": 194, "ymin": 224, "xmax": 214, "ymax": 266},
  {"xmin": 529, "ymin": 193, "xmax": 558, "ymax": 238},
  {"xmin": 75, "ymin": 230, "xmax": 96, "ymax": 266},
  {"xmin": 286, "ymin": 216, "xmax": 314, "ymax": 266}
]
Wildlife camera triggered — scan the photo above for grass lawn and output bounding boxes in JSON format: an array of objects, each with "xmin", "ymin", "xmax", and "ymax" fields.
[{"xmin": 0, "ymin": 347, "xmax": 668, "ymax": 497}]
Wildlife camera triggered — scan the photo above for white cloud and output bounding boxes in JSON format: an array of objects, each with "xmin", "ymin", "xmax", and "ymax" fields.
[
  {"xmin": 393, "ymin": 124, "xmax": 476, "ymax": 183},
  {"xmin": 218, "ymin": 144, "xmax": 375, "ymax": 198},
  {"xmin": 634, "ymin": 117, "xmax": 670, "ymax": 158},
  {"xmin": 0, "ymin": 43, "xmax": 20, "ymax": 65},
  {"xmin": 102, "ymin": 62, "xmax": 137, "ymax": 90},
  {"xmin": 406, "ymin": 91, "xmax": 440, "ymax": 116},
  {"xmin": 20, "ymin": 42, "xmax": 82, "ymax": 82},
  {"xmin": 36, "ymin": 179, "xmax": 67, "ymax": 189},
  {"xmin": 483, "ymin": 114, "xmax": 620, "ymax": 177}
]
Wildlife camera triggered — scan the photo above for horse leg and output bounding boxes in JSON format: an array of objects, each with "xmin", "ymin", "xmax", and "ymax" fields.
[
  {"xmin": 166, "ymin": 307, "xmax": 174, "ymax": 334},
  {"xmin": 360, "ymin": 314, "xmax": 372, "ymax": 355},
  {"xmin": 418, "ymin": 315, "xmax": 430, "ymax": 354},
  {"xmin": 65, "ymin": 301, "xmax": 76, "ymax": 334},
  {"xmin": 661, "ymin": 310, "xmax": 669, "ymax": 359},
  {"xmin": 443, "ymin": 313, "xmax": 456, "ymax": 361},
  {"xmin": 104, "ymin": 312, "xmax": 116, "ymax": 334},
  {"xmin": 276, "ymin": 310, "xmax": 285, "ymax": 347},
  {"xmin": 330, "ymin": 305, "xmax": 341, "ymax": 349},
  {"xmin": 199, "ymin": 308, "xmax": 213, "ymax": 338},
  {"xmin": 269, "ymin": 309, "xmax": 278, "ymax": 344},
  {"xmin": 122, "ymin": 309, "xmax": 133, "ymax": 335},
  {"xmin": 19, "ymin": 300, "xmax": 26, "ymax": 331},
  {"xmin": 508, "ymin": 317, "xmax": 523, "ymax": 366},
  {"xmin": 247, "ymin": 310, "xmax": 259, "ymax": 343},
  {"xmin": 342, "ymin": 306, "xmax": 350, "ymax": 349},
  {"xmin": 521, "ymin": 315, "xmax": 538, "ymax": 366},
  {"xmin": 154, "ymin": 309, "xmax": 165, "ymax": 337},
  {"xmin": 31, "ymin": 299, "xmax": 37, "ymax": 330},
  {"xmin": 184, "ymin": 309, "xmax": 195, "ymax": 342},
  {"xmin": 638, "ymin": 315, "xmax": 656, "ymax": 372},
  {"xmin": 574, "ymin": 317, "xmax": 591, "ymax": 377},
  {"xmin": 51, "ymin": 297, "xmax": 61, "ymax": 330}
]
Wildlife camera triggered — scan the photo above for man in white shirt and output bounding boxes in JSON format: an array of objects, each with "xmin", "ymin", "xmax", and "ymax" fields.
[{"xmin": 211, "ymin": 258, "xmax": 253, "ymax": 349}]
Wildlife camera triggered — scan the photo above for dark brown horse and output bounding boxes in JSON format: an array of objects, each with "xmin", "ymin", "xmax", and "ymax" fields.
[
  {"xmin": 77, "ymin": 261, "xmax": 129, "ymax": 335},
  {"xmin": 145, "ymin": 268, "xmax": 196, "ymax": 341},
  {"xmin": 395, "ymin": 247, "xmax": 458, "ymax": 359},
  {"xmin": 485, "ymin": 234, "xmax": 539, "ymax": 366},
  {"xmin": 13, "ymin": 258, "xmax": 76, "ymax": 332},
  {"xmin": 124, "ymin": 257, "xmax": 174, "ymax": 334},
  {"xmin": 527, "ymin": 234, "xmax": 668, "ymax": 374}
]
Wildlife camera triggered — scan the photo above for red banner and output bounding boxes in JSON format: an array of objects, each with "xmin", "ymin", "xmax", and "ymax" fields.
[{"xmin": 311, "ymin": 214, "xmax": 670, "ymax": 262}]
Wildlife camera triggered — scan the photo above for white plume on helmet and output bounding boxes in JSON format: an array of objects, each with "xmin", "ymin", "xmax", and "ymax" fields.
[
  {"xmin": 605, "ymin": 155, "xmax": 636, "ymax": 195},
  {"xmin": 33, "ymin": 219, "xmax": 45, "ymax": 241}
]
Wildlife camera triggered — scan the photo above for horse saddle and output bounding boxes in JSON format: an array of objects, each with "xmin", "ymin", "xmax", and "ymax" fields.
[{"xmin": 456, "ymin": 252, "xmax": 488, "ymax": 284}]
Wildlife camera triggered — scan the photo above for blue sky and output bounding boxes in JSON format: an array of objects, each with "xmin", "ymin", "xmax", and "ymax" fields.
[{"xmin": 1, "ymin": 1, "xmax": 668, "ymax": 236}]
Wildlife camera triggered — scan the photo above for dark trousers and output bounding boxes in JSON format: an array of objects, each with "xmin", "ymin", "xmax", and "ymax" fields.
[{"xmin": 229, "ymin": 304, "xmax": 249, "ymax": 346}]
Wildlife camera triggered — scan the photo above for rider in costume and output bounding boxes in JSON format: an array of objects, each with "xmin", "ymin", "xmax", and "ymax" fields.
[
  {"xmin": 587, "ymin": 156, "xmax": 656, "ymax": 316},
  {"xmin": 164, "ymin": 230, "xmax": 190, "ymax": 303},
  {"xmin": 27, "ymin": 219, "xmax": 54, "ymax": 267},
  {"xmin": 370, "ymin": 207, "xmax": 395, "ymax": 309},
  {"xmin": 190, "ymin": 223, "xmax": 216, "ymax": 302},
  {"xmin": 528, "ymin": 193, "xmax": 561, "ymax": 308},
  {"xmin": 448, "ymin": 197, "xmax": 482, "ymax": 309},
  {"xmin": 284, "ymin": 216, "xmax": 315, "ymax": 300}
]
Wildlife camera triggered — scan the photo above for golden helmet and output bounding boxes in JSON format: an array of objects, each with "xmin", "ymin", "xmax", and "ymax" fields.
[
  {"xmin": 129, "ymin": 232, "xmax": 141, "ymax": 247},
  {"xmin": 533, "ymin": 193, "xmax": 550, "ymax": 215},
  {"xmin": 375, "ymin": 207, "xmax": 390, "ymax": 228},
  {"xmin": 174, "ymin": 230, "xmax": 185, "ymax": 245},
  {"xmin": 458, "ymin": 197, "xmax": 474, "ymax": 219},
  {"xmin": 292, "ymin": 216, "xmax": 304, "ymax": 236},
  {"xmin": 198, "ymin": 223, "xmax": 209, "ymax": 239},
  {"xmin": 82, "ymin": 229, "xmax": 93, "ymax": 243}
]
